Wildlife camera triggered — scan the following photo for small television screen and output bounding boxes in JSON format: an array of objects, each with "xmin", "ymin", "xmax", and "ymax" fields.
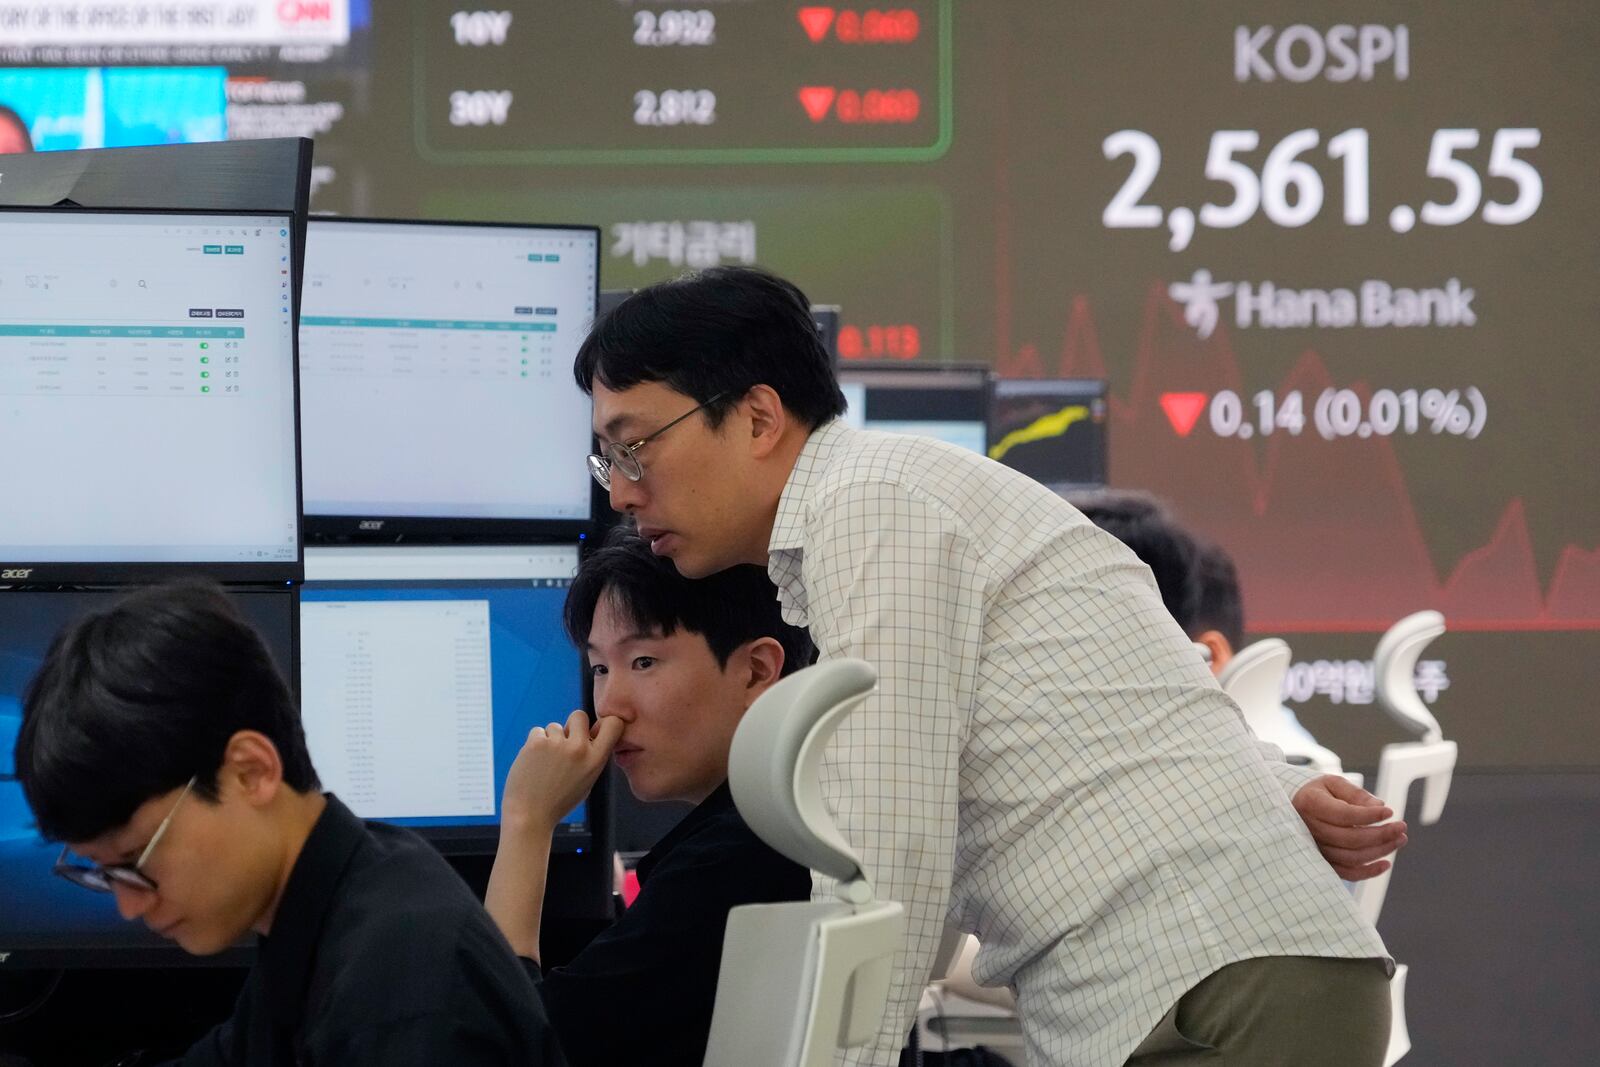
[
  {"xmin": 988, "ymin": 378, "xmax": 1109, "ymax": 492},
  {"xmin": 839, "ymin": 362, "xmax": 990, "ymax": 454},
  {"xmin": 0, "ymin": 208, "xmax": 300, "ymax": 581},
  {"xmin": 299, "ymin": 544, "xmax": 589, "ymax": 852},
  {"xmin": 299, "ymin": 219, "xmax": 599, "ymax": 537}
]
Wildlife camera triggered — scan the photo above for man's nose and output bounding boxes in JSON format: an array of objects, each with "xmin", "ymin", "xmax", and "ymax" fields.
[
  {"xmin": 596, "ymin": 680, "xmax": 636, "ymax": 723},
  {"xmin": 608, "ymin": 472, "xmax": 646, "ymax": 513},
  {"xmin": 112, "ymin": 881, "xmax": 156, "ymax": 922}
]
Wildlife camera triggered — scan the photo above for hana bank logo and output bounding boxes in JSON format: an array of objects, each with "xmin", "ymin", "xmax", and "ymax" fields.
[
  {"xmin": 1169, "ymin": 270, "xmax": 1233, "ymax": 339},
  {"xmin": 1170, "ymin": 269, "xmax": 1476, "ymax": 337}
]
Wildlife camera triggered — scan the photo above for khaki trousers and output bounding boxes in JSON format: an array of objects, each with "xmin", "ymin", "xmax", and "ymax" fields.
[{"xmin": 1124, "ymin": 956, "xmax": 1392, "ymax": 1066}]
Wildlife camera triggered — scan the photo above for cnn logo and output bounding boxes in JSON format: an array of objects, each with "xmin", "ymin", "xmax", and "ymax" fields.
[{"xmin": 278, "ymin": 1, "xmax": 335, "ymax": 24}]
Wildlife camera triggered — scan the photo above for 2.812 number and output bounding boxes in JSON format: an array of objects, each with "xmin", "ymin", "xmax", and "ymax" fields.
[{"xmin": 634, "ymin": 90, "xmax": 717, "ymax": 126}]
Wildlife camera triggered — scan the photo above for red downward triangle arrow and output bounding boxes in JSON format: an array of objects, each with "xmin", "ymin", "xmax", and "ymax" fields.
[
  {"xmin": 797, "ymin": 86, "xmax": 837, "ymax": 122},
  {"xmin": 797, "ymin": 7, "xmax": 836, "ymax": 43},
  {"xmin": 1160, "ymin": 392, "xmax": 1208, "ymax": 437}
]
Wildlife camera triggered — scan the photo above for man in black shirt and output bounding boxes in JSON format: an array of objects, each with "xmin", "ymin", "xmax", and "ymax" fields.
[
  {"xmin": 486, "ymin": 532, "xmax": 814, "ymax": 1066},
  {"xmin": 12, "ymin": 582, "xmax": 562, "ymax": 1066}
]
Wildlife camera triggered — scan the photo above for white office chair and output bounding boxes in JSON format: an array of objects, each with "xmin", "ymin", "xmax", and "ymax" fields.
[
  {"xmin": 1356, "ymin": 611, "xmax": 1457, "ymax": 926},
  {"xmin": 1355, "ymin": 610, "xmax": 1459, "ymax": 1067},
  {"xmin": 703, "ymin": 659, "xmax": 906, "ymax": 1067},
  {"xmin": 914, "ymin": 931, "xmax": 1026, "ymax": 1059},
  {"xmin": 1218, "ymin": 638, "xmax": 1345, "ymax": 775}
]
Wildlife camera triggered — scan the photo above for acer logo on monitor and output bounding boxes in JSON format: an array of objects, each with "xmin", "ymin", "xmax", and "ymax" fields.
[
  {"xmin": 1, "ymin": 569, "xmax": 34, "ymax": 580},
  {"xmin": 358, "ymin": 520, "xmax": 385, "ymax": 531}
]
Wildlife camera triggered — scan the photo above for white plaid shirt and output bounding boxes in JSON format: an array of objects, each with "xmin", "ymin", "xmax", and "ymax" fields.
[{"xmin": 767, "ymin": 420, "xmax": 1387, "ymax": 1067}]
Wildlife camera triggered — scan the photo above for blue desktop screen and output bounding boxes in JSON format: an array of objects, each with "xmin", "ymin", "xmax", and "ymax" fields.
[{"xmin": 299, "ymin": 569, "xmax": 587, "ymax": 836}]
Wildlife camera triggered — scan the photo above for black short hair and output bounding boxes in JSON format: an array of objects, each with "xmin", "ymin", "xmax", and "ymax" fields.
[
  {"xmin": 573, "ymin": 266, "xmax": 846, "ymax": 430},
  {"xmin": 1070, "ymin": 489, "xmax": 1202, "ymax": 632},
  {"xmin": 0, "ymin": 104, "xmax": 33, "ymax": 151},
  {"xmin": 14, "ymin": 582, "xmax": 318, "ymax": 843},
  {"xmin": 1194, "ymin": 541, "xmax": 1246, "ymax": 649},
  {"xmin": 564, "ymin": 528, "xmax": 814, "ymax": 677}
]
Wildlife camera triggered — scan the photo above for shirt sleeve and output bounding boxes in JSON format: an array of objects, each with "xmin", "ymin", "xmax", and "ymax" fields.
[
  {"xmin": 172, "ymin": 981, "xmax": 252, "ymax": 1065},
  {"xmin": 173, "ymin": 1023, "xmax": 238, "ymax": 1067},
  {"xmin": 312, "ymin": 912, "xmax": 566, "ymax": 1067},
  {"xmin": 1256, "ymin": 737, "xmax": 1323, "ymax": 795},
  {"xmin": 801, "ymin": 479, "xmax": 986, "ymax": 1067},
  {"xmin": 322, "ymin": 1013, "xmax": 560, "ymax": 1067}
]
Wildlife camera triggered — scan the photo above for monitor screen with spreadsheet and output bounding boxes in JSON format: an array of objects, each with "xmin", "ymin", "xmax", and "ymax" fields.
[
  {"xmin": 299, "ymin": 544, "xmax": 589, "ymax": 851},
  {"xmin": 0, "ymin": 209, "xmax": 300, "ymax": 580},
  {"xmin": 299, "ymin": 218, "xmax": 599, "ymax": 538}
]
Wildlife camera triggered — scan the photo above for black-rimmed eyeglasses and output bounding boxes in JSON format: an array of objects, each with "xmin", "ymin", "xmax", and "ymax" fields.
[{"xmin": 53, "ymin": 775, "xmax": 197, "ymax": 894}]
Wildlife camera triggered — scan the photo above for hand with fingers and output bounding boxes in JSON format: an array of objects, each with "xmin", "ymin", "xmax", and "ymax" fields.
[
  {"xmin": 488, "ymin": 711, "xmax": 626, "ymax": 961},
  {"xmin": 502, "ymin": 709, "xmax": 627, "ymax": 835},
  {"xmin": 1292, "ymin": 774, "xmax": 1409, "ymax": 882}
]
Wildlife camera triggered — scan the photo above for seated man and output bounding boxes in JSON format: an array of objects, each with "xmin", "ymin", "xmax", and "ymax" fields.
[
  {"xmin": 12, "ymin": 582, "xmax": 562, "ymax": 1066},
  {"xmin": 1191, "ymin": 539, "xmax": 1331, "ymax": 758},
  {"xmin": 485, "ymin": 531, "xmax": 814, "ymax": 1067}
]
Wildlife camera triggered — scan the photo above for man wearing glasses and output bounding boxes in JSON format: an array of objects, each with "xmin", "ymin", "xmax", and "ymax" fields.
[
  {"xmin": 12, "ymin": 582, "xmax": 563, "ymax": 1066},
  {"xmin": 579, "ymin": 268, "xmax": 1397, "ymax": 1067}
]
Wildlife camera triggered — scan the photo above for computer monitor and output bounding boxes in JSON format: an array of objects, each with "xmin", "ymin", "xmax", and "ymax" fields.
[
  {"xmin": 299, "ymin": 218, "xmax": 600, "ymax": 542},
  {"xmin": 0, "ymin": 138, "xmax": 311, "ymax": 216},
  {"xmin": 988, "ymin": 378, "xmax": 1110, "ymax": 493},
  {"xmin": 838, "ymin": 362, "xmax": 991, "ymax": 454},
  {"xmin": 0, "ymin": 208, "xmax": 301, "ymax": 583},
  {"xmin": 596, "ymin": 288, "xmax": 633, "ymax": 320},
  {"xmin": 299, "ymin": 544, "xmax": 590, "ymax": 854},
  {"xmin": 0, "ymin": 587, "xmax": 295, "ymax": 967}
]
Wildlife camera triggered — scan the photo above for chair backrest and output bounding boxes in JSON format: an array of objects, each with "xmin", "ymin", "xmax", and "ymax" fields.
[
  {"xmin": 704, "ymin": 660, "xmax": 906, "ymax": 1067},
  {"xmin": 1352, "ymin": 739, "xmax": 1458, "ymax": 926},
  {"xmin": 1373, "ymin": 610, "xmax": 1446, "ymax": 743},
  {"xmin": 1218, "ymin": 639, "xmax": 1343, "ymax": 773},
  {"xmin": 1352, "ymin": 611, "xmax": 1457, "ymax": 926},
  {"xmin": 1217, "ymin": 638, "xmax": 1293, "ymax": 740}
]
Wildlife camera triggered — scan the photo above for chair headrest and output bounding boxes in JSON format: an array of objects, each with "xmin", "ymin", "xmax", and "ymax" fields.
[
  {"xmin": 1217, "ymin": 638, "xmax": 1292, "ymax": 740},
  {"xmin": 1374, "ymin": 610, "xmax": 1446, "ymax": 742},
  {"xmin": 728, "ymin": 659, "xmax": 878, "ymax": 891}
]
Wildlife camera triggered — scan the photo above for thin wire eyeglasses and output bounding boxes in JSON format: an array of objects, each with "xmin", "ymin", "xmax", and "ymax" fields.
[
  {"xmin": 52, "ymin": 775, "xmax": 197, "ymax": 894},
  {"xmin": 587, "ymin": 392, "xmax": 727, "ymax": 490}
]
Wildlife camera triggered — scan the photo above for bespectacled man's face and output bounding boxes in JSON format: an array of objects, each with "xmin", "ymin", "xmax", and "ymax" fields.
[
  {"xmin": 591, "ymin": 380, "xmax": 770, "ymax": 579},
  {"xmin": 67, "ymin": 778, "xmax": 279, "ymax": 956}
]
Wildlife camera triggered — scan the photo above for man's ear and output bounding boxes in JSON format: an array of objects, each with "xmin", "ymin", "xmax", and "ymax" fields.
[
  {"xmin": 741, "ymin": 636, "xmax": 786, "ymax": 704},
  {"xmin": 217, "ymin": 730, "xmax": 286, "ymax": 808},
  {"xmin": 742, "ymin": 385, "xmax": 789, "ymax": 459},
  {"xmin": 1195, "ymin": 630, "xmax": 1234, "ymax": 676}
]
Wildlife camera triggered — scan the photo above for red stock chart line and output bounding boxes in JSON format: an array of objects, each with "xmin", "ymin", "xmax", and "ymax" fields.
[{"xmin": 997, "ymin": 285, "xmax": 1600, "ymax": 633}]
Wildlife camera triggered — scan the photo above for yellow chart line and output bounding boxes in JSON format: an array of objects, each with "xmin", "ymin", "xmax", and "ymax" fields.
[{"xmin": 988, "ymin": 405, "xmax": 1091, "ymax": 462}]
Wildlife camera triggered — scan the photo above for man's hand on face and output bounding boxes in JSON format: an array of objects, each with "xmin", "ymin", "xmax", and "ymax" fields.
[
  {"xmin": 501, "ymin": 710, "xmax": 625, "ymax": 834},
  {"xmin": 1292, "ymin": 774, "xmax": 1408, "ymax": 881}
]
